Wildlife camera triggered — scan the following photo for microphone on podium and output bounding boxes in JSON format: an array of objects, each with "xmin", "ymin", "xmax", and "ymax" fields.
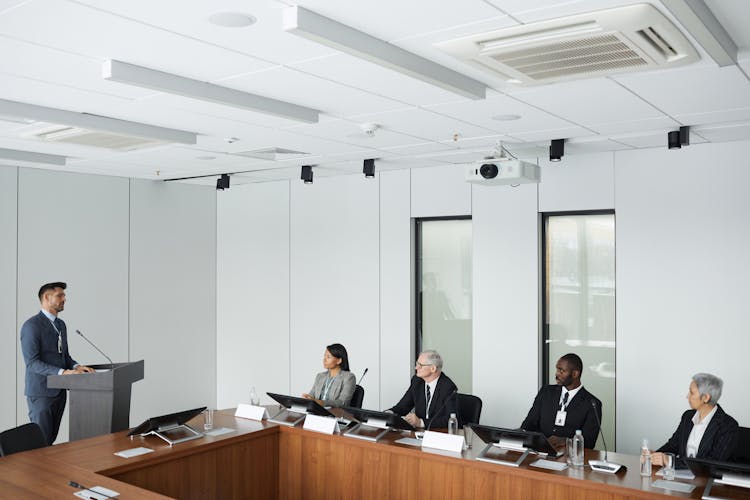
[
  {"xmin": 588, "ymin": 400, "xmax": 624, "ymax": 473},
  {"xmin": 75, "ymin": 329, "xmax": 114, "ymax": 369}
]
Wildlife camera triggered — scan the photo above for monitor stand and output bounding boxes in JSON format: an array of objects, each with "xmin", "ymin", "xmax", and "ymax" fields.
[
  {"xmin": 141, "ymin": 424, "xmax": 203, "ymax": 446},
  {"xmin": 475, "ymin": 442, "xmax": 529, "ymax": 467}
]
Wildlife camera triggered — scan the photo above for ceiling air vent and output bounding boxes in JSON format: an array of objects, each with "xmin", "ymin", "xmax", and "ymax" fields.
[
  {"xmin": 435, "ymin": 4, "xmax": 699, "ymax": 85},
  {"xmin": 25, "ymin": 124, "xmax": 165, "ymax": 150}
]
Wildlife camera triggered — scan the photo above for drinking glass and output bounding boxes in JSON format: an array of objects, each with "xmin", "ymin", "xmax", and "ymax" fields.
[
  {"xmin": 204, "ymin": 408, "xmax": 214, "ymax": 431},
  {"xmin": 663, "ymin": 453, "xmax": 675, "ymax": 480}
]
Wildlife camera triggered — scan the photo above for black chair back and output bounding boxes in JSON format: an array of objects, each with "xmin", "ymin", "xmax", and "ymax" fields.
[
  {"xmin": 456, "ymin": 393, "xmax": 482, "ymax": 428},
  {"xmin": 730, "ymin": 426, "xmax": 750, "ymax": 464},
  {"xmin": 350, "ymin": 385, "xmax": 365, "ymax": 409},
  {"xmin": 0, "ymin": 423, "xmax": 48, "ymax": 456}
]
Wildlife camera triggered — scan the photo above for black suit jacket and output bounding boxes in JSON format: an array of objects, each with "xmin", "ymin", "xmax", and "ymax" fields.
[
  {"xmin": 657, "ymin": 405, "xmax": 738, "ymax": 462},
  {"xmin": 389, "ymin": 373, "xmax": 457, "ymax": 429},
  {"xmin": 521, "ymin": 385, "xmax": 601, "ymax": 448}
]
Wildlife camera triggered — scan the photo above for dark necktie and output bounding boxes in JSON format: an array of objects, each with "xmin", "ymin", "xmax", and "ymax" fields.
[{"xmin": 425, "ymin": 384, "xmax": 431, "ymax": 417}]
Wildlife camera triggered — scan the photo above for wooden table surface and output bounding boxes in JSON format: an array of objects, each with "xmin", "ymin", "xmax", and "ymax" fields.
[{"xmin": 1, "ymin": 408, "xmax": 747, "ymax": 500}]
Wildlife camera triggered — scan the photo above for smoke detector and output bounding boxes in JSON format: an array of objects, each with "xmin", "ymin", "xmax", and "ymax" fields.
[
  {"xmin": 359, "ymin": 122, "xmax": 379, "ymax": 137},
  {"xmin": 436, "ymin": 4, "xmax": 699, "ymax": 86}
]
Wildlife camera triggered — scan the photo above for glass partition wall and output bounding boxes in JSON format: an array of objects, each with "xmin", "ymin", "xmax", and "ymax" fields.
[{"xmin": 543, "ymin": 212, "xmax": 616, "ymax": 450}]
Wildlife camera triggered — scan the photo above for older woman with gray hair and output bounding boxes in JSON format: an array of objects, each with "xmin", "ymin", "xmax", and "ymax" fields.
[{"xmin": 652, "ymin": 373, "xmax": 738, "ymax": 465}]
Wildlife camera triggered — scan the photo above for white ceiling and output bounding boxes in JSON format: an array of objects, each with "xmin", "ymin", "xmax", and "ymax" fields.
[{"xmin": 0, "ymin": 0, "xmax": 748, "ymax": 186}]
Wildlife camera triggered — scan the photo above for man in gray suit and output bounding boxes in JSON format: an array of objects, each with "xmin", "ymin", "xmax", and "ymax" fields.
[{"xmin": 20, "ymin": 282, "xmax": 94, "ymax": 445}]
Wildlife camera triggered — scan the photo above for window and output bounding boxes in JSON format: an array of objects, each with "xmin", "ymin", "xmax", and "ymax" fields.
[
  {"xmin": 543, "ymin": 212, "xmax": 616, "ymax": 449},
  {"xmin": 416, "ymin": 217, "xmax": 472, "ymax": 392}
]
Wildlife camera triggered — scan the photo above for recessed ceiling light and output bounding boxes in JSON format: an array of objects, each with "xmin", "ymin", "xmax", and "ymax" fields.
[
  {"xmin": 492, "ymin": 114, "xmax": 521, "ymax": 121},
  {"xmin": 208, "ymin": 12, "xmax": 257, "ymax": 28}
]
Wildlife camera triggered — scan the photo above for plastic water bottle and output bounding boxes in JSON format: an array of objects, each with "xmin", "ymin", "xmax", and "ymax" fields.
[
  {"xmin": 573, "ymin": 429, "xmax": 585, "ymax": 466},
  {"xmin": 640, "ymin": 439, "xmax": 652, "ymax": 476},
  {"xmin": 448, "ymin": 413, "xmax": 458, "ymax": 435},
  {"xmin": 250, "ymin": 386, "xmax": 259, "ymax": 406}
]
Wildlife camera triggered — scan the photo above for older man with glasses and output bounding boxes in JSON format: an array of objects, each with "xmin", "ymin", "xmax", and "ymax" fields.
[{"xmin": 388, "ymin": 349, "xmax": 458, "ymax": 429}]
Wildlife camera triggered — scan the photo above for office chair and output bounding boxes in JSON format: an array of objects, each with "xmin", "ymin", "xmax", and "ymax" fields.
[
  {"xmin": 730, "ymin": 426, "xmax": 750, "ymax": 464},
  {"xmin": 350, "ymin": 385, "xmax": 365, "ymax": 409},
  {"xmin": 0, "ymin": 423, "xmax": 48, "ymax": 456},
  {"xmin": 456, "ymin": 393, "xmax": 482, "ymax": 429}
]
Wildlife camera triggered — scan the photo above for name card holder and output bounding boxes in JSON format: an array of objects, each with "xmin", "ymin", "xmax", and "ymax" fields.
[
  {"xmin": 303, "ymin": 414, "xmax": 338, "ymax": 435},
  {"xmin": 421, "ymin": 430, "xmax": 465, "ymax": 454},
  {"xmin": 235, "ymin": 403, "xmax": 268, "ymax": 421}
]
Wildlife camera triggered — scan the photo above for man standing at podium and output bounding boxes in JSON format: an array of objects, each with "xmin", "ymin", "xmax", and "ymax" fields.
[{"xmin": 21, "ymin": 282, "xmax": 94, "ymax": 445}]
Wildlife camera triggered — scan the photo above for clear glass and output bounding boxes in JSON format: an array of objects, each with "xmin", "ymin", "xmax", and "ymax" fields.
[
  {"xmin": 418, "ymin": 219, "xmax": 472, "ymax": 392},
  {"xmin": 250, "ymin": 386, "xmax": 260, "ymax": 406},
  {"xmin": 204, "ymin": 408, "xmax": 214, "ymax": 431},
  {"xmin": 663, "ymin": 453, "xmax": 675, "ymax": 480},
  {"xmin": 545, "ymin": 214, "xmax": 615, "ymax": 450},
  {"xmin": 640, "ymin": 440, "xmax": 652, "ymax": 476}
]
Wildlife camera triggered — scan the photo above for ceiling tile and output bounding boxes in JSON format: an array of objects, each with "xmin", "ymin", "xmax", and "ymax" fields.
[
  {"xmin": 589, "ymin": 116, "xmax": 679, "ymax": 135},
  {"xmin": 614, "ymin": 65, "xmax": 750, "ymax": 117},
  {"xmin": 694, "ymin": 122, "xmax": 750, "ymax": 143},
  {"xmin": 287, "ymin": 118, "xmax": 422, "ymax": 149},
  {"xmin": 349, "ymin": 107, "xmax": 495, "ymax": 142},
  {"xmin": 510, "ymin": 78, "xmax": 664, "ymax": 126}
]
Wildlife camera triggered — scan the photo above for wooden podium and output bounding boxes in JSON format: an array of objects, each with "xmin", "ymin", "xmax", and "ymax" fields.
[{"xmin": 47, "ymin": 360, "xmax": 144, "ymax": 441}]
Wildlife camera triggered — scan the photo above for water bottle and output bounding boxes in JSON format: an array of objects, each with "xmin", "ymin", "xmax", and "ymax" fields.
[
  {"xmin": 640, "ymin": 439, "xmax": 652, "ymax": 476},
  {"xmin": 448, "ymin": 413, "xmax": 458, "ymax": 435},
  {"xmin": 250, "ymin": 386, "xmax": 259, "ymax": 406},
  {"xmin": 572, "ymin": 429, "xmax": 585, "ymax": 466}
]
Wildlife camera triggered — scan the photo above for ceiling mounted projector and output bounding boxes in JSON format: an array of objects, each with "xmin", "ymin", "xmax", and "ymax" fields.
[{"xmin": 465, "ymin": 159, "xmax": 540, "ymax": 185}]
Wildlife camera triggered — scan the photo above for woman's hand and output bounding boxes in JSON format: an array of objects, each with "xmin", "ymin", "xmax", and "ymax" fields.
[{"xmin": 651, "ymin": 451, "xmax": 665, "ymax": 466}]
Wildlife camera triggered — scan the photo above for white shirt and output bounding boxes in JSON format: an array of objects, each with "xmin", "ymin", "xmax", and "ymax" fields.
[
  {"xmin": 424, "ymin": 375, "xmax": 440, "ymax": 418},
  {"xmin": 686, "ymin": 406, "xmax": 718, "ymax": 458},
  {"xmin": 559, "ymin": 384, "xmax": 584, "ymax": 410},
  {"xmin": 41, "ymin": 310, "xmax": 65, "ymax": 375}
]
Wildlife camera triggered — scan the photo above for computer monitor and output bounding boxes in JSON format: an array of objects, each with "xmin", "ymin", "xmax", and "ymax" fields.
[
  {"xmin": 468, "ymin": 423, "xmax": 562, "ymax": 466},
  {"xmin": 340, "ymin": 406, "xmax": 415, "ymax": 442},
  {"xmin": 685, "ymin": 457, "xmax": 750, "ymax": 498},
  {"xmin": 127, "ymin": 406, "xmax": 206, "ymax": 445},
  {"xmin": 266, "ymin": 392, "xmax": 335, "ymax": 426}
]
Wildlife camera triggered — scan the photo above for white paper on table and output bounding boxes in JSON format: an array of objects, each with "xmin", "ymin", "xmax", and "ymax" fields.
[
  {"xmin": 204, "ymin": 427, "xmax": 236, "ymax": 437},
  {"xmin": 530, "ymin": 459, "xmax": 568, "ymax": 471},
  {"xmin": 73, "ymin": 485, "xmax": 120, "ymax": 499},
  {"xmin": 235, "ymin": 403, "xmax": 268, "ymax": 421},
  {"xmin": 394, "ymin": 437, "xmax": 422, "ymax": 447},
  {"xmin": 655, "ymin": 468, "xmax": 695, "ymax": 480},
  {"xmin": 114, "ymin": 446, "xmax": 154, "ymax": 458},
  {"xmin": 302, "ymin": 414, "xmax": 337, "ymax": 434},
  {"xmin": 421, "ymin": 430, "xmax": 464, "ymax": 454}
]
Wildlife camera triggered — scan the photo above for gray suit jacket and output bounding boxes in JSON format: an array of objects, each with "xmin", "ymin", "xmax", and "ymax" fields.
[
  {"xmin": 309, "ymin": 370, "xmax": 356, "ymax": 407},
  {"xmin": 21, "ymin": 311, "xmax": 78, "ymax": 397}
]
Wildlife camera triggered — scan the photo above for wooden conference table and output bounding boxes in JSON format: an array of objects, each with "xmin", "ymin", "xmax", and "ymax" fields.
[{"xmin": 1, "ymin": 408, "xmax": 748, "ymax": 499}]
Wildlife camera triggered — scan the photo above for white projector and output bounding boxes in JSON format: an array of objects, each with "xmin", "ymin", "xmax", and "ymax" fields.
[{"xmin": 465, "ymin": 159, "xmax": 540, "ymax": 185}]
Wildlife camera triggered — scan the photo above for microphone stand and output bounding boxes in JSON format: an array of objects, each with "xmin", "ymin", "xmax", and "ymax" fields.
[
  {"xmin": 76, "ymin": 329, "xmax": 114, "ymax": 369},
  {"xmin": 588, "ymin": 400, "xmax": 624, "ymax": 473}
]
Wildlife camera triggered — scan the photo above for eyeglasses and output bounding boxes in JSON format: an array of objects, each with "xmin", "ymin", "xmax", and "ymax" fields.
[{"xmin": 415, "ymin": 361, "xmax": 433, "ymax": 368}]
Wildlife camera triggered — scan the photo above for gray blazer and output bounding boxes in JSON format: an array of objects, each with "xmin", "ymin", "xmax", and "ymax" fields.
[
  {"xmin": 309, "ymin": 370, "xmax": 356, "ymax": 407},
  {"xmin": 21, "ymin": 311, "xmax": 78, "ymax": 397}
]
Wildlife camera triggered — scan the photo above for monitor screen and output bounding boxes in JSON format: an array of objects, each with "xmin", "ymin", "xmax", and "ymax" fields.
[
  {"xmin": 468, "ymin": 423, "xmax": 561, "ymax": 456},
  {"xmin": 127, "ymin": 406, "xmax": 207, "ymax": 436},
  {"xmin": 685, "ymin": 457, "xmax": 750, "ymax": 479},
  {"xmin": 341, "ymin": 406, "xmax": 416, "ymax": 432},
  {"xmin": 266, "ymin": 392, "xmax": 334, "ymax": 418}
]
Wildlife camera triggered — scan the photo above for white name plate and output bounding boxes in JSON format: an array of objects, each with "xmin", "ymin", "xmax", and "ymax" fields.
[
  {"xmin": 303, "ymin": 414, "xmax": 338, "ymax": 435},
  {"xmin": 421, "ymin": 430, "xmax": 464, "ymax": 454},
  {"xmin": 235, "ymin": 403, "xmax": 268, "ymax": 421}
]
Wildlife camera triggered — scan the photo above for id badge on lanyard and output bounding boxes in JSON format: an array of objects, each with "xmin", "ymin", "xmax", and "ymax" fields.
[{"xmin": 555, "ymin": 410, "xmax": 567, "ymax": 426}]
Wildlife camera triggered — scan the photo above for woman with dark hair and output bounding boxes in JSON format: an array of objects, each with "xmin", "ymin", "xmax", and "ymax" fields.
[{"xmin": 302, "ymin": 343, "xmax": 356, "ymax": 408}]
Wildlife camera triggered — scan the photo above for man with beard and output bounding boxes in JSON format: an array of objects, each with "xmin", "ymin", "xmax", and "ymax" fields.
[{"xmin": 521, "ymin": 353, "xmax": 602, "ymax": 449}]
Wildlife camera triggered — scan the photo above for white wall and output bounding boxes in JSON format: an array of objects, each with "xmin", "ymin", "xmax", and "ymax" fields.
[
  {"xmin": 2, "ymin": 168, "xmax": 216, "ymax": 443},
  {"xmin": 472, "ymin": 183, "xmax": 539, "ymax": 427},
  {"xmin": 129, "ymin": 179, "xmax": 217, "ymax": 423},
  {"xmin": 289, "ymin": 175, "xmax": 380, "ymax": 408},
  {"xmin": 216, "ymin": 180, "xmax": 289, "ymax": 408},
  {"xmin": 0, "ymin": 166, "xmax": 18, "ymax": 432},
  {"xmin": 615, "ymin": 141, "xmax": 750, "ymax": 453}
]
